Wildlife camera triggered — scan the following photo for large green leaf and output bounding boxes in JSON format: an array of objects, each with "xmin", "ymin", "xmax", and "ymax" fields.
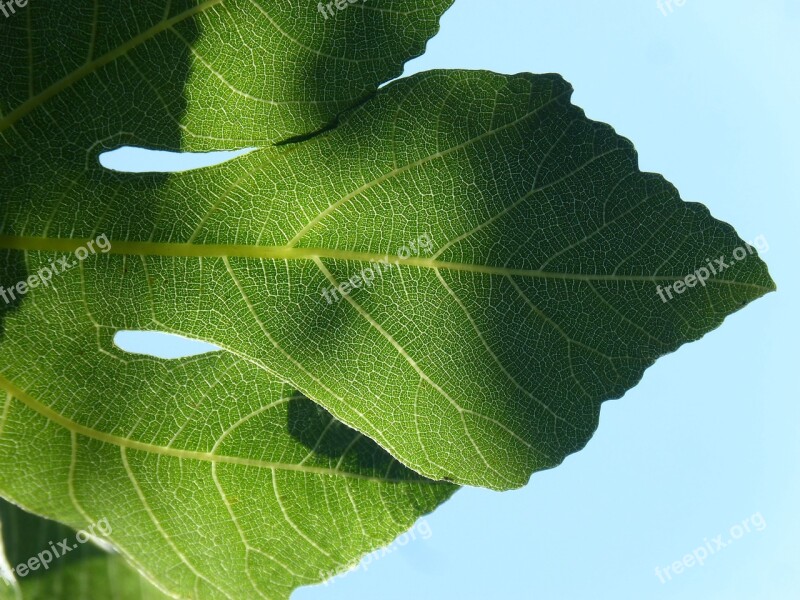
[
  {"xmin": 0, "ymin": 0, "xmax": 453, "ymax": 150},
  {"xmin": 0, "ymin": 3, "xmax": 461, "ymax": 597},
  {"xmin": 0, "ymin": 499, "xmax": 169, "ymax": 599},
  {"xmin": 0, "ymin": 1, "xmax": 775, "ymax": 596},
  {"xmin": 0, "ymin": 354, "xmax": 454, "ymax": 599},
  {"xmin": 0, "ymin": 68, "xmax": 774, "ymax": 491}
]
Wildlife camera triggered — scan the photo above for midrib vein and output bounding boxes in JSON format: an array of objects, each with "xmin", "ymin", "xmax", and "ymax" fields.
[
  {"xmin": 0, "ymin": 0, "xmax": 225, "ymax": 134},
  {"xmin": 0, "ymin": 234, "xmax": 773, "ymax": 288},
  {"xmin": 0, "ymin": 373, "xmax": 401, "ymax": 483}
]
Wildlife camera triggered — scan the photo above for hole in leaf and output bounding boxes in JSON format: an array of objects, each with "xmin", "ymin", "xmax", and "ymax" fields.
[
  {"xmin": 99, "ymin": 146, "xmax": 254, "ymax": 173},
  {"xmin": 113, "ymin": 331, "xmax": 220, "ymax": 359}
]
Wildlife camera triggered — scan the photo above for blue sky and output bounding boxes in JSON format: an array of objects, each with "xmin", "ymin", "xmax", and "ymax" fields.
[{"xmin": 113, "ymin": 1, "xmax": 798, "ymax": 598}]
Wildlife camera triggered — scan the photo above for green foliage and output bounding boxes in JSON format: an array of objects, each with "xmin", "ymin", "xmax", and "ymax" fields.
[
  {"xmin": 0, "ymin": 1, "xmax": 774, "ymax": 598},
  {"xmin": 0, "ymin": 499, "xmax": 169, "ymax": 600}
]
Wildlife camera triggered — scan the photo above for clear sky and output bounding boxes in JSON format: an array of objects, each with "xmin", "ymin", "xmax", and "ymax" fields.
[{"xmin": 111, "ymin": 1, "xmax": 799, "ymax": 598}]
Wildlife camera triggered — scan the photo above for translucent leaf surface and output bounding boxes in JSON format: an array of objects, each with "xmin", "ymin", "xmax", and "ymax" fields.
[
  {"xmin": 0, "ymin": 360, "xmax": 454, "ymax": 599},
  {"xmin": 0, "ymin": 2, "xmax": 775, "ymax": 597}
]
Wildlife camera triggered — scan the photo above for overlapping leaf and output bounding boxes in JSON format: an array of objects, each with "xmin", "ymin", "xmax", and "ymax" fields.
[
  {"xmin": 0, "ymin": 0, "xmax": 453, "ymax": 150},
  {"xmin": 0, "ymin": 499, "xmax": 169, "ymax": 599},
  {"xmin": 0, "ymin": 352, "xmax": 454, "ymax": 599}
]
